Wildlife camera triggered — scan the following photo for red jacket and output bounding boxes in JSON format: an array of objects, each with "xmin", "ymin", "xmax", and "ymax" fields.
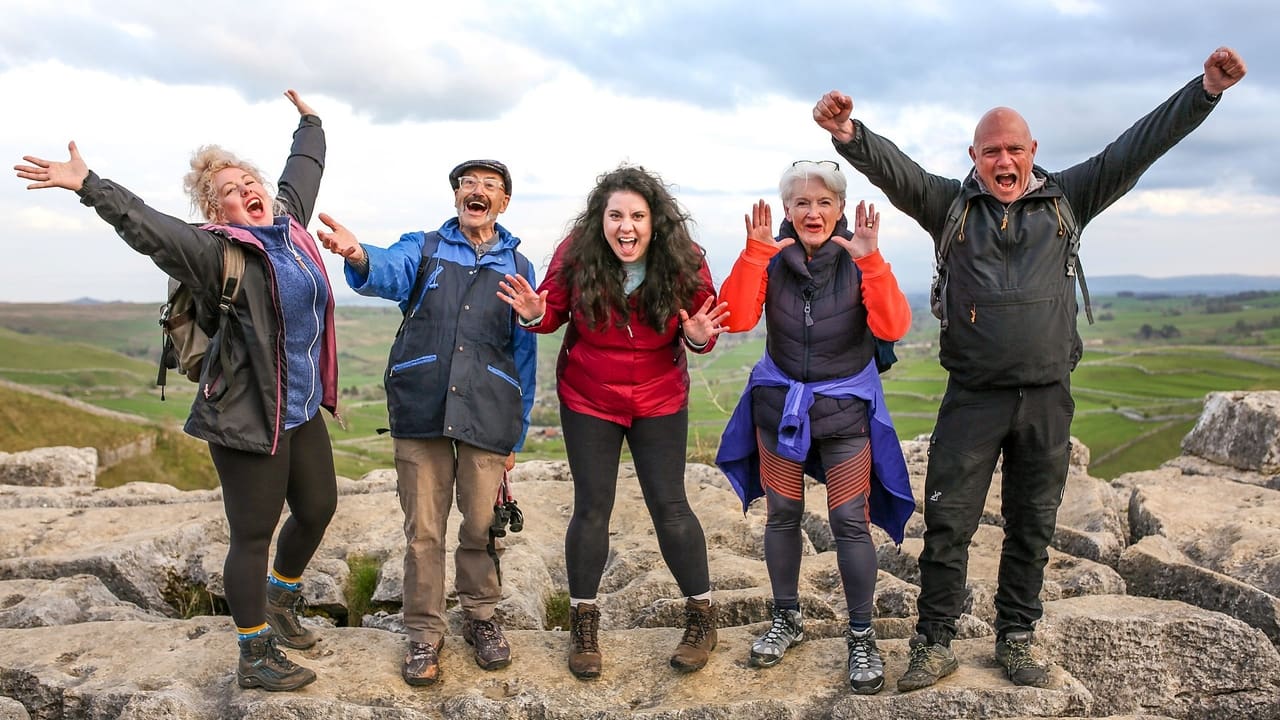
[{"xmin": 526, "ymin": 241, "xmax": 718, "ymax": 426}]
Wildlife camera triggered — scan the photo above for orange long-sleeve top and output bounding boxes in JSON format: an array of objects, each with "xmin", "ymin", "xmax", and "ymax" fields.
[{"xmin": 718, "ymin": 237, "xmax": 912, "ymax": 340}]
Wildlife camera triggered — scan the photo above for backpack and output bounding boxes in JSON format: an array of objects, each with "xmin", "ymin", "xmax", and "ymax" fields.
[
  {"xmin": 156, "ymin": 238, "xmax": 246, "ymax": 398},
  {"xmin": 930, "ymin": 192, "xmax": 1091, "ymax": 331}
]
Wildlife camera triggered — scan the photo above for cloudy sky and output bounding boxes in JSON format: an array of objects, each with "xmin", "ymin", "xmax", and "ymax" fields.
[{"xmin": 2, "ymin": 0, "xmax": 1276, "ymax": 303}]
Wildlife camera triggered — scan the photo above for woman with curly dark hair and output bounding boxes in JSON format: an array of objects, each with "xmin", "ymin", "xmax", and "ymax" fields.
[{"xmin": 499, "ymin": 164, "xmax": 728, "ymax": 679}]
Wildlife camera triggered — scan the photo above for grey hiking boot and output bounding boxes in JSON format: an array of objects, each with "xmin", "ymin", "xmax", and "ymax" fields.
[
  {"xmin": 265, "ymin": 581, "xmax": 318, "ymax": 650},
  {"xmin": 995, "ymin": 630, "xmax": 1050, "ymax": 687},
  {"xmin": 670, "ymin": 598, "xmax": 718, "ymax": 672},
  {"xmin": 748, "ymin": 605, "xmax": 804, "ymax": 668},
  {"xmin": 568, "ymin": 603, "xmax": 603, "ymax": 679},
  {"xmin": 237, "ymin": 630, "xmax": 316, "ymax": 691},
  {"xmin": 845, "ymin": 626, "xmax": 884, "ymax": 695},
  {"xmin": 896, "ymin": 633, "xmax": 959, "ymax": 692}
]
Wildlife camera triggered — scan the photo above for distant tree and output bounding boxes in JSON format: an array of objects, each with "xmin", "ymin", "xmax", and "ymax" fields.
[
  {"xmin": 1139, "ymin": 324, "xmax": 1154, "ymax": 339},
  {"xmin": 1098, "ymin": 312, "xmax": 1114, "ymax": 322},
  {"xmin": 1159, "ymin": 324, "xmax": 1181, "ymax": 338}
]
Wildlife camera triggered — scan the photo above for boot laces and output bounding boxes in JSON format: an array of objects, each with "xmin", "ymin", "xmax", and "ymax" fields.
[
  {"xmin": 572, "ymin": 609, "xmax": 599, "ymax": 653},
  {"xmin": 847, "ymin": 633, "xmax": 875, "ymax": 668},
  {"xmin": 1003, "ymin": 636, "xmax": 1038, "ymax": 672},
  {"xmin": 906, "ymin": 640, "xmax": 934, "ymax": 671},
  {"xmin": 264, "ymin": 633, "xmax": 297, "ymax": 669},
  {"xmin": 471, "ymin": 618, "xmax": 500, "ymax": 643},
  {"xmin": 762, "ymin": 608, "xmax": 795, "ymax": 644},
  {"xmin": 679, "ymin": 606, "xmax": 710, "ymax": 647}
]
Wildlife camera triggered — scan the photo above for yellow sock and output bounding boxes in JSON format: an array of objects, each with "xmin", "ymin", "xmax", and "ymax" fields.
[
  {"xmin": 270, "ymin": 569, "xmax": 302, "ymax": 585},
  {"xmin": 237, "ymin": 623, "xmax": 269, "ymax": 639}
]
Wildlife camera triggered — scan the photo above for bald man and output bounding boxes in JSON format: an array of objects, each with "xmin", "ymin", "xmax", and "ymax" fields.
[{"xmin": 814, "ymin": 47, "xmax": 1247, "ymax": 691}]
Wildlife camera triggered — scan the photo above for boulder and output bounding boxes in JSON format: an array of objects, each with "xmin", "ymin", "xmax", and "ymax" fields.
[
  {"xmin": 1181, "ymin": 390, "xmax": 1280, "ymax": 474},
  {"xmin": 0, "ymin": 447, "xmax": 97, "ymax": 488},
  {"xmin": 1039, "ymin": 594, "xmax": 1280, "ymax": 719}
]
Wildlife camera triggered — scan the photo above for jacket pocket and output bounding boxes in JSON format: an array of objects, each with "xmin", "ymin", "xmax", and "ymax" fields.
[
  {"xmin": 486, "ymin": 365, "xmax": 522, "ymax": 392},
  {"xmin": 390, "ymin": 354, "xmax": 438, "ymax": 375}
]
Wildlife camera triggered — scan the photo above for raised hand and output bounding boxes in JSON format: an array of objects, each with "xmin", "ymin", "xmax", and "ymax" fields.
[
  {"xmin": 316, "ymin": 212, "xmax": 365, "ymax": 262},
  {"xmin": 813, "ymin": 90, "xmax": 856, "ymax": 143},
  {"xmin": 679, "ymin": 296, "xmax": 731, "ymax": 346},
  {"xmin": 284, "ymin": 89, "xmax": 317, "ymax": 117},
  {"xmin": 831, "ymin": 200, "xmax": 880, "ymax": 260},
  {"xmin": 744, "ymin": 199, "xmax": 792, "ymax": 250},
  {"xmin": 14, "ymin": 141, "xmax": 88, "ymax": 192},
  {"xmin": 497, "ymin": 272, "xmax": 547, "ymax": 322},
  {"xmin": 1203, "ymin": 47, "xmax": 1247, "ymax": 95}
]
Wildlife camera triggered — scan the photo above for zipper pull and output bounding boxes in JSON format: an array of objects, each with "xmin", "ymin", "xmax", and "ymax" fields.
[
  {"xmin": 1000, "ymin": 210, "xmax": 1008, "ymax": 231},
  {"xmin": 626, "ymin": 324, "xmax": 634, "ymax": 338},
  {"xmin": 970, "ymin": 304, "xmax": 977, "ymax": 323},
  {"xmin": 804, "ymin": 299, "xmax": 814, "ymax": 327}
]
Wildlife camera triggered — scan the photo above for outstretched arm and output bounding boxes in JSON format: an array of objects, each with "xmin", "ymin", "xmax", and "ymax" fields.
[{"xmin": 276, "ymin": 89, "xmax": 325, "ymax": 225}]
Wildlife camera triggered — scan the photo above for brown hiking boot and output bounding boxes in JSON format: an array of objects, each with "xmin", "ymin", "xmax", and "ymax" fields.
[
  {"xmin": 669, "ymin": 598, "xmax": 718, "ymax": 672},
  {"xmin": 265, "ymin": 581, "xmax": 318, "ymax": 650},
  {"xmin": 463, "ymin": 616, "xmax": 512, "ymax": 670},
  {"xmin": 568, "ymin": 603, "xmax": 602, "ymax": 679},
  {"xmin": 237, "ymin": 630, "xmax": 316, "ymax": 691},
  {"xmin": 402, "ymin": 639, "xmax": 443, "ymax": 686}
]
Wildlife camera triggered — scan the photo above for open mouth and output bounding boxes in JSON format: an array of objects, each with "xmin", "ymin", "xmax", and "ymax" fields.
[
  {"xmin": 246, "ymin": 197, "xmax": 264, "ymax": 214},
  {"xmin": 615, "ymin": 237, "xmax": 639, "ymax": 255},
  {"xmin": 995, "ymin": 173, "xmax": 1018, "ymax": 191},
  {"xmin": 465, "ymin": 195, "xmax": 490, "ymax": 213}
]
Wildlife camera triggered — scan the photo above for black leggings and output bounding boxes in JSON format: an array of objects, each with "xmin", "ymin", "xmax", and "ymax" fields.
[
  {"xmin": 208, "ymin": 414, "xmax": 337, "ymax": 629},
  {"xmin": 759, "ymin": 429, "xmax": 876, "ymax": 625},
  {"xmin": 561, "ymin": 406, "xmax": 710, "ymax": 599}
]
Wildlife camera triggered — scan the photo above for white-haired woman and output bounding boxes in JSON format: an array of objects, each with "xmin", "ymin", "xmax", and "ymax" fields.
[
  {"xmin": 716, "ymin": 160, "xmax": 914, "ymax": 694},
  {"xmin": 14, "ymin": 90, "xmax": 339, "ymax": 692}
]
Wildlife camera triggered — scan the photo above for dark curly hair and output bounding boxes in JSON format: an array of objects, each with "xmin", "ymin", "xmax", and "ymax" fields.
[{"xmin": 560, "ymin": 165, "xmax": 707, "ymax": 332}]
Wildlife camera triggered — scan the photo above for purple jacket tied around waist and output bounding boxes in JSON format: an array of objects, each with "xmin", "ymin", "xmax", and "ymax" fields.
[{"xmin": 716, "ymin": 351, "xmax": 915, "ymax": 544}]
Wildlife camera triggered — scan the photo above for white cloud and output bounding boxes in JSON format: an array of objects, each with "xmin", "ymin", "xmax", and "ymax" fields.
[{"xmin": 1, "ymin": 0, "xmax": 1276, "ymax": 303}]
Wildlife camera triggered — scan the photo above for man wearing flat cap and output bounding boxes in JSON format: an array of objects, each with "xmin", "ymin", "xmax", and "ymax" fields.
[{"xmin": 317, "ymin": 159, "xmax": 535, "ymax": 686}]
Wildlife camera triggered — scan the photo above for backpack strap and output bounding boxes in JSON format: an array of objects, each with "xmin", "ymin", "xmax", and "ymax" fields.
[
  {"xmin": 931, "ymin": 194, "xmax": 970, "ymax": 330},
  {"xmin": 1053, "ymin": 196, "xmax": 1092, "ymax": 324},
  {"xmin": 214, "ymin": 240, "xmax": 247, "ymax": 395}
]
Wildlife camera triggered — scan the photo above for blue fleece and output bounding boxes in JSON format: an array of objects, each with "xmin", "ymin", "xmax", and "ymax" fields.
[{"xmin": 240, "ymin": 217, "xmax": 329, "ymax": 430}]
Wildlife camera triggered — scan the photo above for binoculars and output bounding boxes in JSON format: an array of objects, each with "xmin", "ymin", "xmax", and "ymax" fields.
[{"xmin": 490, "ymin": 499, "xmax": 524, "ymax": 537}]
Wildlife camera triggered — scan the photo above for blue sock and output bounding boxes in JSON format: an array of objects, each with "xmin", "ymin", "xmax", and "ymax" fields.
[
  {"xmin": 268, "ymin": 574, "xmax": 302, "ymax": 592},
  {"xmin": 849, "ymin": 619, "xmax": 871, "ymax": 632}
]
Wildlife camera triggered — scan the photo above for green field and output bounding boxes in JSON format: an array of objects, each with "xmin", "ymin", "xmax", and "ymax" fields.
[{"xmin": 2, "ymin": 290, "xmax": 1278, "ymax": 489}]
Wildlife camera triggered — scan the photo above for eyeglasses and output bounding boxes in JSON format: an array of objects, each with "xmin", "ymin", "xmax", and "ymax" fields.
[
  {"xmin": 457, "ymin": 176, "xmax": 506, "ymax": 192},
  {"xmin": 791, "ymin": 160, "xmax": 841, "ymax": 171}
]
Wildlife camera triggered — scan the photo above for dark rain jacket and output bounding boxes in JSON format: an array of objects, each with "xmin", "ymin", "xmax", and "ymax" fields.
[
  {"xmin": 832, "ymin": 76, "xmax": 1221, "ymax": 389},
  {"xmin": 75, "ymin": 115, "xmax": 338, "ymax": 454}
]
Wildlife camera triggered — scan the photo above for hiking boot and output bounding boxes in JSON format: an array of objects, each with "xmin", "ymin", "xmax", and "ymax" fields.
[
  {"xmin": 402, "ymin": 639, "xmax": 442, "ymax": 686},
  {"xmin": 463, "ymin": 616, "xmax": 512, "ymax": 670},
  {"xmin": 896, "ymin": 634, "xmax": 958, "ymax": 692},
  {"xmin": 265, "ymin": 581, "xmax": 318, "ymax": 650},
  {"xmin": 237, "ymin": 630, "xmax": 317, "ymax": 692},
  {"xmin": 670, "ymin": 598, "xmax": 718, "ymax": 672},
  {"xmin": 845, "ymin": 626, "xmax": 885, "ymax": 694},
  {"xmin": 995, "ymin": 630, "xmax": 1050, "ymax": 687},
  {"xmin": 748, "ymin": 605, "xmax": 804, "ymax": 668},
  {"xmin": 568, "ymin": 603, "xmax": 602, "ymax": 679}
]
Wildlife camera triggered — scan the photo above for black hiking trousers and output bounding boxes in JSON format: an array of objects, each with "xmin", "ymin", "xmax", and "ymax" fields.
[{"xmin": 915, "ymin": 377, "xmax": 1073, "ymax": 646}]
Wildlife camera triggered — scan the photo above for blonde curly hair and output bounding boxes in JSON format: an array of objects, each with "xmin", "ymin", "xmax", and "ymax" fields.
[{"xmin": 182, "ymin": 145, "xmax": 276, "ymax": 222}]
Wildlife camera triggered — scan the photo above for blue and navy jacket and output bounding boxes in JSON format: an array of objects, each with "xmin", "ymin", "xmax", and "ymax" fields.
[{"xmin": 348, "ymin": 218, "xmax": 535, "ymax": 454}]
